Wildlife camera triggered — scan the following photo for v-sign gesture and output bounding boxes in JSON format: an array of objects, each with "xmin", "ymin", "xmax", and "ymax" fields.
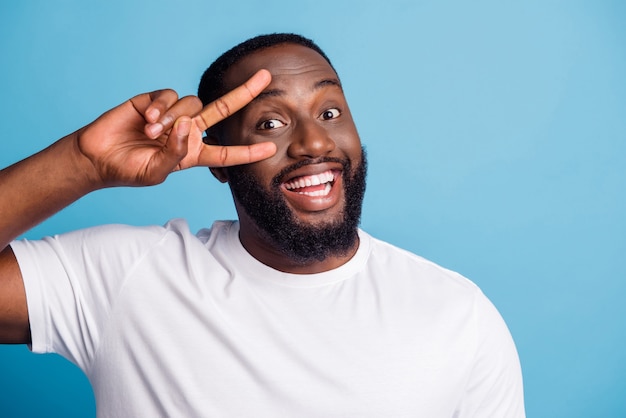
[
  {"xmin": 78, "ymin": 69, "xmax": 276, "ymax": 188},
  {"xmin": 0, "ymin": 69, "xmax": 276, "ymax": 249},
  {"xmin": 0, "ymin": 69, "xmax": 277, "ymax": 343}
]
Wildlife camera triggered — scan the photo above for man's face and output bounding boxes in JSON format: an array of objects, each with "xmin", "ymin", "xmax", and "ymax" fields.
[{"xmin": 216, "ymin": 43, "xmax": 365, "ymax": 264}]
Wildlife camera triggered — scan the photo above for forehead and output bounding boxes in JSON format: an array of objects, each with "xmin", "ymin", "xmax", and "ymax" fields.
[{"xmin": 223, "ymin": 43, "xmax": 338, "ymax": 90}]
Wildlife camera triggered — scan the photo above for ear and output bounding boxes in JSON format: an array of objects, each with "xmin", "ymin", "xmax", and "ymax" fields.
[{"xmin": 203, "ymin": 134, "xmax": 229, "ymax": 183}]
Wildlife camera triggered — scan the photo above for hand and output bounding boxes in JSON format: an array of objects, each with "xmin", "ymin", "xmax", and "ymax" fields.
[{"xmin": 77, "ymin": 69, "xmax": 276, "ymax": 188}]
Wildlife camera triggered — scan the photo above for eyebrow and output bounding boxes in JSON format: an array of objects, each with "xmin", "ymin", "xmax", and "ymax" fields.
[
  {"xmin": 315, "ymin": 78, "xmax": 343, "ymax": 91},
  {"xmin": 251, "ymin": 77, "xmax": 343, "ymax": 103}
]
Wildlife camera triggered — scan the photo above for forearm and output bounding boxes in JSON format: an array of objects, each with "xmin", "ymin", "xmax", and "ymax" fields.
[
  {"xmin": 0, "ymin": 76, "xmax": 275, "ymax": 250},
  {"xmin": 0, "ymin": 131, "xmax": 101, "ymax": 249}
]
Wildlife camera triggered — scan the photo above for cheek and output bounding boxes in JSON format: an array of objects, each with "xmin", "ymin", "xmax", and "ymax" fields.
[
  {"xmin": 245, "ymin": 159, "xmax": 282, "ymax": 187},
  {"xmin": 335, "ymin": 127, "xmax": 362, "ymax": 157}
]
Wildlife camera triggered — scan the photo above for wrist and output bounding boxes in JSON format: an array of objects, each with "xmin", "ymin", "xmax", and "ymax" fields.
[{"xmin": 55, "ymin": 129, "xmax": 107, "ymax": 194}]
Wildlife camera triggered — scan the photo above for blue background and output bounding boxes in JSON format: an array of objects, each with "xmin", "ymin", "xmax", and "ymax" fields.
[{"xmin": 1, "ymin": 0, "xmax": 625, "ymax": 416}]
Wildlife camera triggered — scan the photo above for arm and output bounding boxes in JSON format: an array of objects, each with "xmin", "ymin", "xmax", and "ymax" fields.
[
  {"xmin": 456, "ymin": 292, "xmax": 525, "ymax": 417},
  {"xmin": 0, "ymin": 69, "xmax": 276, "ymax": 344}
]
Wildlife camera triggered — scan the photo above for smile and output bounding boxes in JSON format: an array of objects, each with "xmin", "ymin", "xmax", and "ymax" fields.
[{"xmin": 283, "ymin": 170, "xmax": 336, "ymax": 197}]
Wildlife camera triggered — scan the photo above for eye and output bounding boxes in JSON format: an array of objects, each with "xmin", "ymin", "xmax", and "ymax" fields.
[
  {"xmin": 257, "ymin": 119, "xmax": 286, "ymax": 130},
  {"xmin": 320, "ymin": 108, "xmax": 341, "ymax": 120}
]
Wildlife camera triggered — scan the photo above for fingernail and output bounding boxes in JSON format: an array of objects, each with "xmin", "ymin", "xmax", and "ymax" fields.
[
  {"xmin": 176, "ymin": 119, "xmax": 191, "ymax": 135},
  {"xmin": 147, "ymin": 123, "xmax": 163, "ymax": 137}
]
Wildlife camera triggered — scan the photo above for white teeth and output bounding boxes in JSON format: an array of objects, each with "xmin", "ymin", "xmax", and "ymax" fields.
[
  {"xmin": 296, "ymin": 183, "xmax": 332, "ymax": 196},
  {"xmin": 284, "ymin": 170, "xmax": 335, "ymax": 191}
]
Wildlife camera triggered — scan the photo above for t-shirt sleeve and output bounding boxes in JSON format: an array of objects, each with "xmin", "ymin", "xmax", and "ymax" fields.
[
  {"xmin": 10, "ymin": 223, "xmax": 168, "ymax": 371},
  {"xmin": 457, "ymin": 290, "xmax": 526, "ymax": 417}
]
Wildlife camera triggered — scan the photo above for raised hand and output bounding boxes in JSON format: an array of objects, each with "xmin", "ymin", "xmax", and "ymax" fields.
[
  {"xmin": 185, "ymin": 69, "xmax": 277, "ymax": 169},
  {"xmin": 0, "ymin": 69, "xmax": 277, "ymax": 251},
  {"xmin": 0, "ymin": 69, "xmax": 280, "ymax": 340},
  {"xmin": 77, "ymin": 69, "xmax": 276, "ymax": 188}
]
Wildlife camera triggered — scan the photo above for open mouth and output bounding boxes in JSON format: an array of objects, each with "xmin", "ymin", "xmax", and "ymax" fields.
[{"xmin": 283, "ymin": 169, "xmax": 338, "ymax": 197}]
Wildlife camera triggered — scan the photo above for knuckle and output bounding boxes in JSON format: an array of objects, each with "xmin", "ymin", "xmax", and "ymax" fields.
[
  {"xmin": 182, "ymin": 95, "xmax": 203, "ymax": 113},
  {"xmin": 160, "ymin": 114, "xmax": 175, "ymax": 126},
  {"xmin": 214, "ymin": 98, "xmax": 231, "ymax": 119},
  {"xmin": 182, "ymin": 95, "xmax": 202, "ymax": 106},
  {"xmin": 243, "ymin": 83, "xmax": 255, "ymax": 100},
  {"xmin": 163, "ymin": 88, "xmax": 178, "ymax": 99},
  {"xmin": 153, "ymin": 89, "xmax": 176, "ymax": 102},
  {"xmin": 220, "ymin": 146, "xmax": 229, "ymax": 165}
]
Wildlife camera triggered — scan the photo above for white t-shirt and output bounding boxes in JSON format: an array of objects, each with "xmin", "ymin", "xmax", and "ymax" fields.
[{"xmin": 11, "ymin": 219, "xmax": 524, "ymax": 417}]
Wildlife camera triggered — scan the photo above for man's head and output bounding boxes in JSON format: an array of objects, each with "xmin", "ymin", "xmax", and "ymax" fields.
[
  {"xmin": 198, "ymin": 34, "xmax": 335, "ymax": 117},
  {"xmin": 199, "ymin": 34, "xmax": 366, "ymax": 271}
]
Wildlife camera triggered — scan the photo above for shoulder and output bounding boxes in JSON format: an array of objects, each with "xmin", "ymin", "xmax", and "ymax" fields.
[
  {"xmin": 361, "ymin": 230, "xmax": 479, "ymax": 294},
  {"xmin": 67, "ymin": 218, "xmax": 199, "ymax": 243},
  {"xmin": 10, "ymin": 219, "xmax": 205, "ymax": 270}
]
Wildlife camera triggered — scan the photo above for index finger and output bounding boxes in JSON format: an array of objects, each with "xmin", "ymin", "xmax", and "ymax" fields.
[
  {"xmin": 197, "ymin": 141, "xmax": 277, "ymax": 168},
  {"xmin": 194, "ymin": 69, "xmax": 271, "ymax": 131}
]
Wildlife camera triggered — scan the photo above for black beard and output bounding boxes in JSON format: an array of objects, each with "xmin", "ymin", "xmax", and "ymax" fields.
[{"xmin": 226, "ymin": 148, "xmax": 367, "ymax": 264}]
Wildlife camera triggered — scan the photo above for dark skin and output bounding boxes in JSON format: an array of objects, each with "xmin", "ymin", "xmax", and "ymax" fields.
[
  {"xmin": 0, "ymin": 70, "xmax": 277, "ymax": 344},
  {"xmin": 0, "ymin": 44, "xmax": 364, "ymax": 343},
  {"xmin": 207, "ymin": 44, "xmax": 364, "ymax": 274}
]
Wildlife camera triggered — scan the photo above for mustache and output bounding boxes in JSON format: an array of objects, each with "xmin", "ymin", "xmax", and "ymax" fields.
[{"xmin": 271, "ymin": 157, "xmax": 351, "ymax": 186}]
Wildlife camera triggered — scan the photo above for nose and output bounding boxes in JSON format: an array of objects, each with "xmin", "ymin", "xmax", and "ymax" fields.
[{"xmin": 287, "ymin": 119, "xmax": 336, "ymax": 159}]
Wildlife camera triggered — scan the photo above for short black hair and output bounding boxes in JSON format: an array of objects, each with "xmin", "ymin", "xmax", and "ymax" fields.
[
  {"xmin": 198, "ymin": 34, "xmax": 336, "ymax": 143},
  {"xmin": 198, "ymin": 33, "xmax": 334, "ymax": 108}
]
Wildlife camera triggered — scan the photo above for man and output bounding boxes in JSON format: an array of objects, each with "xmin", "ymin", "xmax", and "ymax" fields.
[{"xmin": 0, "ymin": 34, "xmax": 525, "ymax": 417}]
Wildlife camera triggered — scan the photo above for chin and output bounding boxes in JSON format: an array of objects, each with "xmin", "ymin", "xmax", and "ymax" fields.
[{"xmin": 229, "ymin": 147, "xmax": 368, "ymax": 263}]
